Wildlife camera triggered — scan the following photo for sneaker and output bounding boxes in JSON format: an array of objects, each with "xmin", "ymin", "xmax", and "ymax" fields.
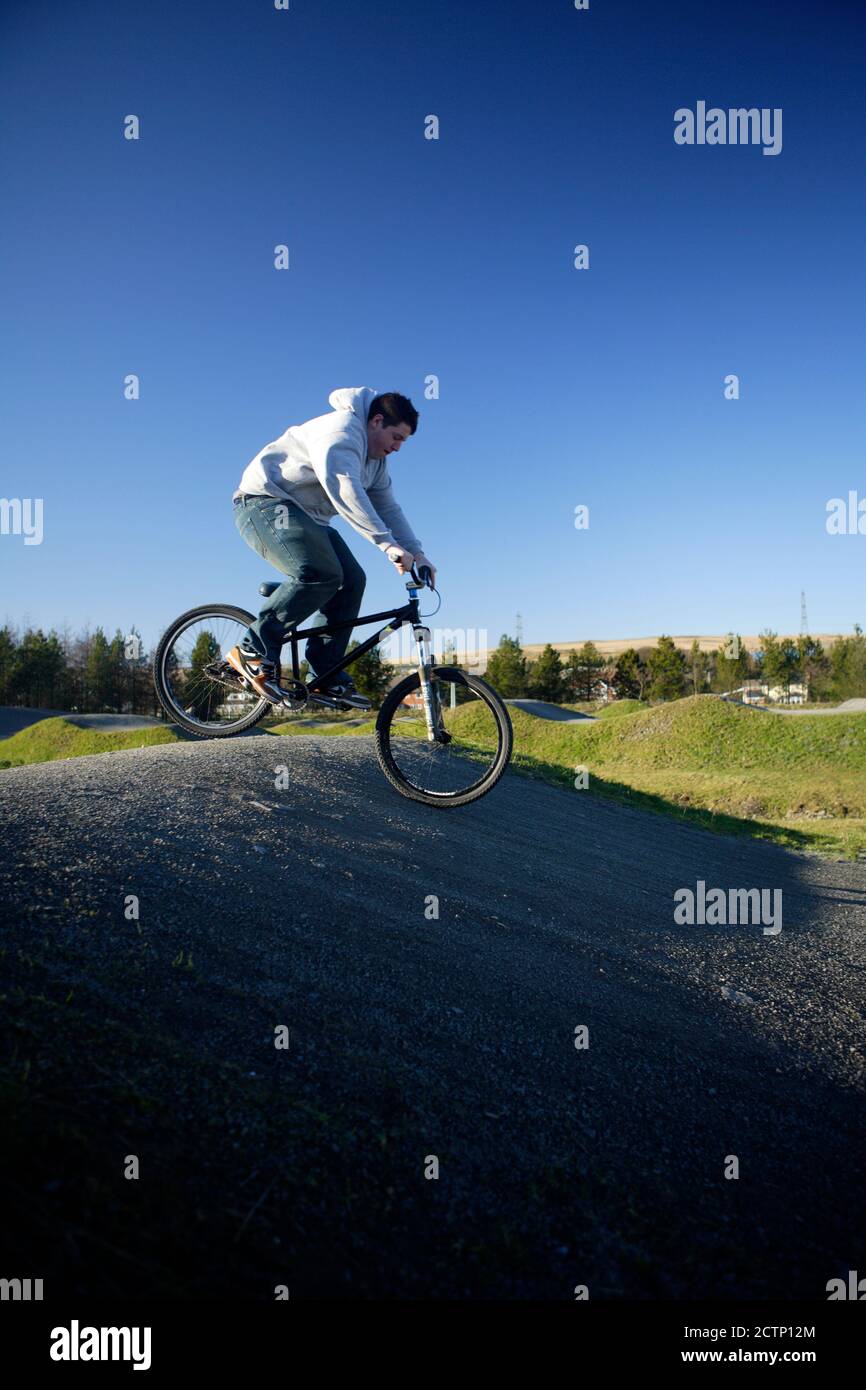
[
  {"xmin": 226, "ymin": 646, "xmax": 286, "ymax": 702},
  {"xmin": 308, "ymin": 671, "xmax": 372, "ymax": 710}
]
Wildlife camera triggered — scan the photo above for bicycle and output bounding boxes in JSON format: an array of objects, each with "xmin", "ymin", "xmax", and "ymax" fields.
[{"xmin": 152, "ymin": 563, "xmax": 513, "ymax": 806}]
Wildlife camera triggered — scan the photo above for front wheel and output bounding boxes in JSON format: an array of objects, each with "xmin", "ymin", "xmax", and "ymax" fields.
[{"xmin": 375, "ymin": 666, "xmax": 513, "ymax": 806}]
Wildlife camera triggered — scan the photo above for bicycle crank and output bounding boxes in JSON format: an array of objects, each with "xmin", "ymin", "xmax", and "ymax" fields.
[{"xmin": 276, "ymin": 680, "xmax": 310, "ymax": 711}]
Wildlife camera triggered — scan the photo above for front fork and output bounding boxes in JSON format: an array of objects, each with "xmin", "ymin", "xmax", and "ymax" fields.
[{"xmin": 413, "ymin": 625, "xmax": 446, "ymax": 742}]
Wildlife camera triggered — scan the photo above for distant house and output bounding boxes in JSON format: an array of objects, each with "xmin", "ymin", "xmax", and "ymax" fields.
[
  {"xmin": 730, "ymin": 680, "xmax": 808, "ymax": 705},
  {"xmin": 739, "ymin": 680, "xmax": 765, "ymax": 706},
  {"xmin": 763, "ymin": 681, "xmax": 807, "ymax": 705}
]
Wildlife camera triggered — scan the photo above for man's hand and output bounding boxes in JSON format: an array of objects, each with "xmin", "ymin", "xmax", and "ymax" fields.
[
  {"xmin": 413, "ymin": 552, "xmax": 437, "ymax": 587},
  {"xmin": 379, "ymin": 542, "xmax": 415, "ymax": 574}
]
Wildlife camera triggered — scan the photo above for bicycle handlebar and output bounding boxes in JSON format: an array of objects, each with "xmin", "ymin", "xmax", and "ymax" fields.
[
  {"xmin": 385, "ymin": 546, "xmax": 434, "ymax": 590},
  {"xmin": 409, "ymin": 563, "xmax": 435, "ymax": 590}
]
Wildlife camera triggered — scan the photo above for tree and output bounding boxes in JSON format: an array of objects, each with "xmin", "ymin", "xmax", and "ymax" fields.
[
  {"xmin": 647, "ymin": 635, "xmax": 687, "ymax": 701},
  {"xmin": 688, "ymin": 640, "xmax": 709, "ymax": 695},
  {"xmin": 635, "ymin": 648, "xmax": 654, "ymax": 698},
  {"xmin": 108, "ymin": 629, "xmax": 126, "ymax": 711},
  {"xmin": 85, "ymin": 629, "xmax": 114, "ymax": 711},
  {"xmin": 54, "ymin": 623, "xmax": 79, "ymax": 711},
  {"xmin": 526, "ymin": 644, "xmax": 564, "ymax": 702},
  {"xmin": 562, "ymin": 651, "xmax": 582, "ymax": 701},
  {"xmin": 712, "ymin": 635, "xmax": 749, "ymax": 695},
  {"xmin": 345, "ymin": 639, "xmax": 395, "ymax": 706},
  {"xmin": 611, "ymin": 648, "xmax": 645, "ymax": 700},
  {"xmin": 0, "ymin": 625, "xmax": 18, "ymax": 704},
  {"xmin": 64, "ymin": 627, "xmax": 94, "ymax": 711},
  {"xmin": 484, "ymin": 634, "xmax": 528, "ymax": 697},
  {"xmin": 15, "ymin": 628, "xmax": 67, "ymax": 708},
  {"xmin": 830, "ymin": 626, "xmax": 866, "ymax": 700},
  {"xmin": 186, "ymin": 630, "xmax": 222, "ymax": 721},
  {"xmin": 796, "ymin": 635, "xmax": 829, "ymax": 701},
  {"xmin": 122, "ymin": 625, "xmax": 149, "ymax": 715},
  {"xmin": 757, "ymin": 630, "xmax": 799, "ymax": 700},
  {"xmin": 567, "ymin": 642, "xmax": 605, "ymax": 701}
]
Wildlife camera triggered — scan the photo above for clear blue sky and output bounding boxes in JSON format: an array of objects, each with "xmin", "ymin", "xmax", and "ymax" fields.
[{"xmin": 1, "ymin": 0, "xmax": 864, "ymax": 656}]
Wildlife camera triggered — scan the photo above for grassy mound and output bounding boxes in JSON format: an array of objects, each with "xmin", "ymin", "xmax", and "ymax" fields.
[
  {"xmin": 0, "ymin": 717, "xmax": 182, "ymax": 767},
  {"xmin": 593, "ymin": 699, "xmax": 645, "ymax": 719},
  {"xmin": 559, "ymin": 699, "xmax": 645, "ymax": 718}
]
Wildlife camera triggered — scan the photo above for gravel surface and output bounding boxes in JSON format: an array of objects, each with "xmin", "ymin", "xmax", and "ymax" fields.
[{"xmin": 1, "ymin": 734, "xmax": 864, "ymax": 1299}]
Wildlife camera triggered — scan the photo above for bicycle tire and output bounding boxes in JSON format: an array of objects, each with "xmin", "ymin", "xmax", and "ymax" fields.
[
  {"xmin": 375, "ymin": 665, "xmax": 513, "ymax": 807},
  {"xmin": 152, "ymin": 603, "xmax": 272, "ymax": 738}
]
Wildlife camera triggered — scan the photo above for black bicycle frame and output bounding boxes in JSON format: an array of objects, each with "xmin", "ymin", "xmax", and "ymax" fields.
[{"xmin": 286, "ymin": 588, "xmax": 422, "ymax": 691}]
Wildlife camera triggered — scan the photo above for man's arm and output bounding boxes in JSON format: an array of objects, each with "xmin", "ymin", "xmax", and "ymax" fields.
[
  {"xmin": 307, "ymin": 432, "xmax": 397, "ymax": 548},
  {"xmin": 366, "ymin": 457, "xmax": 423, "ymax": 554}
]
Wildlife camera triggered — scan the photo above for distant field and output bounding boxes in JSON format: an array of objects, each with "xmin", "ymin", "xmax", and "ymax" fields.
[
  {"xmin": 519, "ymin": 634, "xmax": 843, "ymax": 660},
  {"xmin": 390, "ymin": 635, "xmax": 844, "ymax": 666}
]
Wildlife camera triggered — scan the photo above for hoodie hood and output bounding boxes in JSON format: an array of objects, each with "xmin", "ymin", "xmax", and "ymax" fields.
[{"xmin": 327, "ymin": 386, "xmax": 378, "ymax": 421}]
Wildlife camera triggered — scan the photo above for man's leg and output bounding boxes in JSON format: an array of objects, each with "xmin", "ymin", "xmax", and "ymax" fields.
[
  {"xmin": 303, "ymin": 528, "xmax": 367, "ymax": 679},
  {"xmin": 233, "ymin": 497, "xmax": 343, "ymax": 663}
]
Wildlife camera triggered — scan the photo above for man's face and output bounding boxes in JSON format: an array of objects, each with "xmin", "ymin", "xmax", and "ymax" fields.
[{"xmin": 367, "ymin": 413, "xmax": 411, "ymax": 459}]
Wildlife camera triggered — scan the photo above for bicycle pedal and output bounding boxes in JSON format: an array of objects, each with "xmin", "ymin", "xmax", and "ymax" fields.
[{"xmin": 308, "ymin": 692, "xmax": 342, "ymax": 710}]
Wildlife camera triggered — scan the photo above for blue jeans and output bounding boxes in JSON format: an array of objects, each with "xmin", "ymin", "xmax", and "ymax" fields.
[{"xmin": 233, "ymin": 494, "xmax": 366, "ymax": 676}]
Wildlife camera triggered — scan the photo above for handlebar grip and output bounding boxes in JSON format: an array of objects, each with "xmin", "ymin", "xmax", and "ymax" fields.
[{"xmin": 414, "ymin": 564, "xmax": 434, "ymax": 589}]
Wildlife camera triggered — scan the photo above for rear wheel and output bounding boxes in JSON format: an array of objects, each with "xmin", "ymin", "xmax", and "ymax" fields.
[
  {"xmin": 152, "ymin": 604, "xmax": 273, "ymax": 737},
  {"xmin": 375, "ymin": 666, "xmax": 513, "ymax": 806}
]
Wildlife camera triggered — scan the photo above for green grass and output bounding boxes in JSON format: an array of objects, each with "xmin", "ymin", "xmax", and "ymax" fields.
[
  {"xmin": 592, "ymin": 698, "xmax": 646, "ymax": 719},
  {"xmin": 0, "ymin": 717, "xmax": 183, "ymax": 767}
]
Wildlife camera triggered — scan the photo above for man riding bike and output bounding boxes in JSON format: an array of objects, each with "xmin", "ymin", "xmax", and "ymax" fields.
[{"xmin": 228, "ymin": 387, "xmax": 436, "ymax": 710}]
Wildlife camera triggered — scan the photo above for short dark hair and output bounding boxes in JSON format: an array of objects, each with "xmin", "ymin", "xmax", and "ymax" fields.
[{"xmin": 368, "ymin": 392, "xmax": 419, "ymax": 434}]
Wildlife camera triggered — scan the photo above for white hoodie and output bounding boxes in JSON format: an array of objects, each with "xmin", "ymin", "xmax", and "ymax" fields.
[{"xmin": 232, "ymin": 386, "xmax": 423, "ymax": 553}]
